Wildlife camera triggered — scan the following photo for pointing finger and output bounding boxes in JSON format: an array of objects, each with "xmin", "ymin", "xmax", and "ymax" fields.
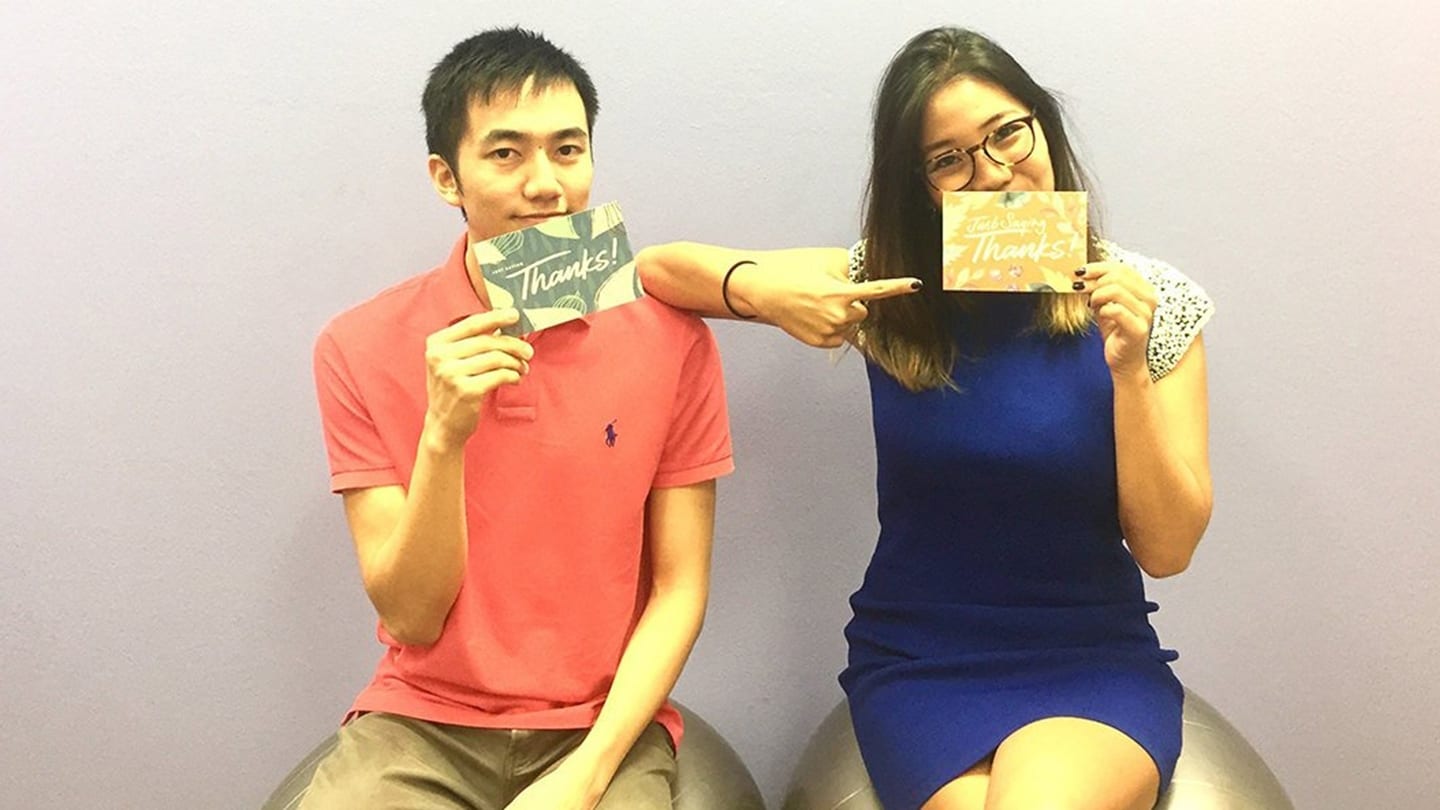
[{"xmin": 848, "ymin": 278, "xmax": 924, "ymax": 302}]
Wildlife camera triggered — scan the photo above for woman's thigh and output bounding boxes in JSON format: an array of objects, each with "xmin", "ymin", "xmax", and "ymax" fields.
[
  {"xmin": 920, "ymin": 756, "xmax": 991, "ymax": 810},
  {"xmin": 988, "ymin": 716, "xmax": 1158, "ymax": 810},
  {"xmin": 920, "ymin": 716, "xmax": 1159, "ymax": 810}
]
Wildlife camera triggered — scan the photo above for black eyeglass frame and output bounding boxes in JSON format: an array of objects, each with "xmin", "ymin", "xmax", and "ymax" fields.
[{"xmin": 921, "ymin": 113, "xmax": 1040, "ymax": 193}]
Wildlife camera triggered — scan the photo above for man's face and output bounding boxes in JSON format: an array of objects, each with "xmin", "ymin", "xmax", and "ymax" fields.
[{"xmin": 433, "ymin": 78, "xmax": 593, "ymax": 242}]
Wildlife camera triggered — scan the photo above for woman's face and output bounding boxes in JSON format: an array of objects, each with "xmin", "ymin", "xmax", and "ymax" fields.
[{"xmin": 918, "ymin": 76, "xmax": 1056, "ymax": 207}]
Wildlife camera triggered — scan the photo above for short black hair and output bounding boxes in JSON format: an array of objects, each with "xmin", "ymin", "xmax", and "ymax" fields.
[{"xmin": 422, "ymin": 27, "xmax": 599, "ymax": 174}]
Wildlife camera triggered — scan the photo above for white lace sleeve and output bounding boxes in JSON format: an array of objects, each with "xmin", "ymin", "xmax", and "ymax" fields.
[
  {"xmin": 1098, "ymin": 240, "xmax": 1215, "ymax": 381},
  {"xmin": 848, "ymin": 240, "xmax": 868, "ymax": 283}
]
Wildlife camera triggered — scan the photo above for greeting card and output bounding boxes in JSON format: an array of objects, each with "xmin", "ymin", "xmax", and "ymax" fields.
[
  {"xmin": 471, "ymin": 202, "xmax": 642, "ymax": 335},
  {"xmin": 941, "ymin": 190, "xmax": 1087, "ymax": 292}
]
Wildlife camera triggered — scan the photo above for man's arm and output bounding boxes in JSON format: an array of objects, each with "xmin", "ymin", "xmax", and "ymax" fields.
[
  {"xmin": 334, "ymin": 309, "xmax": 532, "ymax": 646},
  {"xmin": 340, "ymin": 451, "xmax": 464, "ymax": 647},
  {"xmin": 505, "ymin": 479, "xmax": 716, "ymax": 810},
  {"xmin": 636, "ymin": 241, "xmax": 921, "ymax": 347}
]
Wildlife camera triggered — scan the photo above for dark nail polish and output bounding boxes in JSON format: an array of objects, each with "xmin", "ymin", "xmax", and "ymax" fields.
[
  {"xmin": 911, "ymin": 280, "xmax": 924, "ymax": 290},
  {"xmin": 1074, "ymin": 267, "xmax": 1087, "ymax": 277},
  {"xmin": 1072, "ymin": 281, "xmax": 1086, "ymax": 291}
]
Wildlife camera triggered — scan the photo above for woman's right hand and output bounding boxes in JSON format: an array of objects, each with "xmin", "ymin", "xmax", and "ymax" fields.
[{"xmin": 729, "ymin": 248, "xmax": 922, "ymax": 348}]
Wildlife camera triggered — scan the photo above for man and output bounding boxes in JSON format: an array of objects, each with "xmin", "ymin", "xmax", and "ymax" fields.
[{"xmin": 304, "ymin": 27, "xmax": 733, "ymax": 809}]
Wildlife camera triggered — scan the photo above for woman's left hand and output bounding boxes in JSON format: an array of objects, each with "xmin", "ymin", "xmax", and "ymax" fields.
[{"xmin": 1076, "ymin": 262, "xmax": 1157, "ymax": 381}]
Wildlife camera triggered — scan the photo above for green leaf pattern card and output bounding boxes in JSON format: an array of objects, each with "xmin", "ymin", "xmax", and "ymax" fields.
[{"xmin": 471, "ymin": 202, "xmax": 642, "ymax": 335}]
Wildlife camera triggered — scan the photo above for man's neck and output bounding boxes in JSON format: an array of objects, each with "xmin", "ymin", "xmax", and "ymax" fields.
[{"xmin": 462, "ymin": 236, "xmax": 491, "ymax": 309}]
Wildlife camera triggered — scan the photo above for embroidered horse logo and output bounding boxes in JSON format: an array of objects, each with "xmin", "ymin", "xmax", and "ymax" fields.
[{"xmin": 604, "ymin": 420, "xmax": 618, "ymax": 447}]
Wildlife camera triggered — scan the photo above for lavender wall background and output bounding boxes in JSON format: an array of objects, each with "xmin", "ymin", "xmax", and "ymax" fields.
[{"xmin": 3, "ymin": 2, "xmax": 1437, "ymax": 807}]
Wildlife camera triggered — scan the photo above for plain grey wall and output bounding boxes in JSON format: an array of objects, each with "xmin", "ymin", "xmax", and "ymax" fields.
[{"xmin": 3, "ymin": 1, "xmax": 1436, "ymax": 808}]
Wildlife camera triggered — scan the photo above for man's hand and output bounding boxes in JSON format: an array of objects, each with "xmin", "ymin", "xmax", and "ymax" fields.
[
  {"xmin": 504, "ymin": 759, "xmax": 604, "ymax": 810},
  {"xmin": 422, "ymin": 309, "xmax": 533, "ymax": 450}
]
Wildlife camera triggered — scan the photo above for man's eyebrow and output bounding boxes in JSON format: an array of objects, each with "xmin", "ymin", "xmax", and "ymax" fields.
[
  {"xmin": 480, "ymin": 127, "xmax": 590, "ymax": 146},
  {"xmin": 549, "ymin": 127, "xmax": 590, "ymax": 142},
  {"xmin": 480, "ymin": 129, "xmax": 527, "ymax": 146}
]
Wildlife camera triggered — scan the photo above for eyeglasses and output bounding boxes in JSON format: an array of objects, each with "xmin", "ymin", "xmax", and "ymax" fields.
[{"xmin": 921, "ymin": 114, "xmax": 1038, "ymax": 192}]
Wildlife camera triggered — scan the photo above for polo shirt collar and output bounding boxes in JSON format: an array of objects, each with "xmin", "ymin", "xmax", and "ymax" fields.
[{"xmin": 435, "ymin": 233, "xmax": 491, "ymax": 325}]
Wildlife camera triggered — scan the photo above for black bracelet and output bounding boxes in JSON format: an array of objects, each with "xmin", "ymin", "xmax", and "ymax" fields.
[{"xmin": 721, "ymin": 260, "xmax": 759, "ymax": 320}]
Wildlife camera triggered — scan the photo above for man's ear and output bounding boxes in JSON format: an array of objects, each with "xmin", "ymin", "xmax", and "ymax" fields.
[{"xmin": 427, "ymin": 154, "xmax": 462, "ymax": 208}]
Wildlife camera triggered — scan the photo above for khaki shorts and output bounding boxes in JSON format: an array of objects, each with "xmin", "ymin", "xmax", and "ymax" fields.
[{"xmin": 298, "ymin": 713, "xmax": 676, "ymax": 809}]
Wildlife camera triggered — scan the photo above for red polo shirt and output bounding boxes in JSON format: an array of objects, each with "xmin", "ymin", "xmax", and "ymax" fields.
[{"xmin": 313, "ymin": 234, "xmax": 733, "ymax": 746}]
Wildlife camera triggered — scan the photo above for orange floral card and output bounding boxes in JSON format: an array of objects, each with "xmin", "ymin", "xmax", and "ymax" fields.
[{"xmin": 941, "ymin": 191, "xmax": 1087, "ymax": 292}]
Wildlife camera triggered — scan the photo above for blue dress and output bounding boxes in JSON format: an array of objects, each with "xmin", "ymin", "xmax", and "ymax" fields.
[{"xmin": 838, "ymin": 294, "xmax": 1185, "ymax": 810}]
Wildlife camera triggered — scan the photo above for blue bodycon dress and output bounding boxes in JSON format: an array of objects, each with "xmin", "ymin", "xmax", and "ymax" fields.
[{"xmin": 839, "ymin": 261, "xmax": 1210, "ymax": 809}]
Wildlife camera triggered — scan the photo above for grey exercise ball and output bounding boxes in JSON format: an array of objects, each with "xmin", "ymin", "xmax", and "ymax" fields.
[
  {"xmin": 783, "ymin": 688, "xmax": 1293, "ymax": 809},
  {"xmin": 260, "ymin": 702, "xmax": 764, "ymax": 810}
]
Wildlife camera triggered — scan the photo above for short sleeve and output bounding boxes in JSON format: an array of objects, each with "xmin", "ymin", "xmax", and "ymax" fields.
[
  {"xmin": 1099, "ymin": 240, "xmax": 1215, "ymax": 382},
  {"xmin": 652, "ymin": 322, "xmax": 734, "ymax": 489},
  {"xmin": 313, "ymin": 330, "xmax": 402, "ymax": 492},
  {"xmin": 848, "ymin": 239, "xmax": 868, "ymax": 283}
]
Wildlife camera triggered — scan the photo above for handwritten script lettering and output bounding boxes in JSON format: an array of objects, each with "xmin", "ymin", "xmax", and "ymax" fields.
[
  {"xmin": 963, "ymin": 213, "xmax": 1047, "ymax": 237},
  {"xmin": 500, "ymin": 236, "xmax": 619, "ymax": 303},
  {"xmin": 961, "ymin": 228, "xmax": 1071, "ymax": 263}
]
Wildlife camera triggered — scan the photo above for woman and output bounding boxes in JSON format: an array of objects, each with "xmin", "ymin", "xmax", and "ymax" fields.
[{"xmin": 637, "ymin": 27, "xmax": 1213, "ymax": 810}]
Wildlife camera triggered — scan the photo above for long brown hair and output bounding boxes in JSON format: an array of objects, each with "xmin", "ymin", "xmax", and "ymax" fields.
[{"xmin": 860, "ymin": 27, "xmax": 1099, "ymax": 391}]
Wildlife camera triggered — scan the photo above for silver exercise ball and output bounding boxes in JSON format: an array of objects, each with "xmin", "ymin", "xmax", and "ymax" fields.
[
  {"xmin": 260, "ymin": 702, "xmax": 764, "ymax": 810},
  {"xmin": 1156, "ymin": 690, "xmax": 1293, "ymax": 810},
  {"xmin": 783, "ymin": 688, "xmax": 1293, "ymax": 809}
]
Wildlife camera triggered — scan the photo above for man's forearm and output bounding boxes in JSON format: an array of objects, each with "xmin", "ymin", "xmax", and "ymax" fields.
[
  {"xmin": 357, "ymin": 422, "xmax": 470, "ymax": 645},
  {"xmin": 565, "ymin": 583, "xmax": 707, "ymax": 795}
]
